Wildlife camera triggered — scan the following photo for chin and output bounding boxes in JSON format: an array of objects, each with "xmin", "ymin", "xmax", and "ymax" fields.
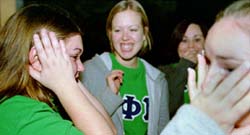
[
  {"xmin": 121, "ymin": 53, "xmax": 136, "ymax": 59},
  {"xmin": 120, "ymin": 53, "xmax": 132, "ymax": 58}
]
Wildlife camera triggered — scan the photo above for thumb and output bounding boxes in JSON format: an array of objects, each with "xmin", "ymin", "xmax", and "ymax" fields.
[{"xmin": 187, "ymin": 68, "xmax": 198, "ymax": 101}]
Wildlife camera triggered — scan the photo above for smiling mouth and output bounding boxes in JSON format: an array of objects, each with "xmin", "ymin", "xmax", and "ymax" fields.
[{"xmin": 121, "ymin": 44, "xmax": 133, "ymax": 52}]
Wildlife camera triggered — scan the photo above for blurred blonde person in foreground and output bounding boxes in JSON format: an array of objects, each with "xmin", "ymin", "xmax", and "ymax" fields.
[{"xmin": 161, "ymin": 0, "xmax": 250, "ymax": 135}]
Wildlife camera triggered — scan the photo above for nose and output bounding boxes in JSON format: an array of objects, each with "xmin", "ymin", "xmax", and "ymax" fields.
[
  {"xmin": 188, "ymin": 40, "xmax": 195, "ymax": 48},
  {"xmin": 122, "ymin": 30, "xmax": 129, "ymax": 41},
  {"xmin": 77, "ymin": 60, "xmax": 84, "ymax": 72}
]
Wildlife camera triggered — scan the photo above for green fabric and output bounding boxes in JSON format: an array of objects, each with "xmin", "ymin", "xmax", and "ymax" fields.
[
  {"xmin": 0, "ymin": 95, "xmax": 83, "ymax": 135},
  {"xmin": 110, "ymin": 53, "xmax": 148, "ymax": 135},
  {"xmin": 158, "ymin": 58, "xmax": 195, "ymax": 118},
  {"xmin": 184, "ymin": 88, "xmax": 190, "ymax": 103}
]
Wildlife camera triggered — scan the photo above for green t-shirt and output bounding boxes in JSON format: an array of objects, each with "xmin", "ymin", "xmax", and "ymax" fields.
[
  {"xmin": 184, "ymin": 87, "xmax": 190, "ymax": 103},
  {"xmin": 0, "ymin": 95, "xmax": 83, "ymax": 135},
  {"xmin": 110, "ymin": 53, "xmax": 148, "ymax": 135}
]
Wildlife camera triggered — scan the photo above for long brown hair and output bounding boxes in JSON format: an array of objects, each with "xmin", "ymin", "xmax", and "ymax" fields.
[{"xmin": 0, "ymin": 4, "xmax": 82, "ymax": 107}]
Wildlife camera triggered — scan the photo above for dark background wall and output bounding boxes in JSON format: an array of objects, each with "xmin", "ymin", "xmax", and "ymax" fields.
[{"xmin": 23, "ymin": 0, "xmax": 236, "ymax": 66}]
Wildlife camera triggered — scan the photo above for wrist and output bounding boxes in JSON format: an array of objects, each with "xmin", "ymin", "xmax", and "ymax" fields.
[{"xmin": 53, "ymin": 80, "xmax": 79, "ymax": 96}]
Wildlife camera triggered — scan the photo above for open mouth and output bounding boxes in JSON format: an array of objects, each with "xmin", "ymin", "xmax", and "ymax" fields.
[{"xmin": 121, "ymin": 44, "xmax": 133, "ymax": 52}]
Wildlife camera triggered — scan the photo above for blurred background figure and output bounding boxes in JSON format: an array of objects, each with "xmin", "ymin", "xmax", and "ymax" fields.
[{"xmin": 159, "ymin": 19, "xmax": 208, "ymax": 118}]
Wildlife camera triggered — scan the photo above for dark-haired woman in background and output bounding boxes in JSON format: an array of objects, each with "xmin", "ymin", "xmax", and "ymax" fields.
[{"xmin": 159, "ymin": 19, "xmax": 208, "ymax": 118}]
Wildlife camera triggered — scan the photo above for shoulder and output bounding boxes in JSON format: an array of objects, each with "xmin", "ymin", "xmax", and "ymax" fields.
[
  {"xmin": 140, "ymin": 58, "xmax": 165, "ymax": 80},
  {"xmin": 84, "ymin": 52, "xmax": 112, "ymax": 71},
  {"xmin": 0, "ymin": 95, "xmax": 52, "ymax": 111},
  {"xmin": 0, "ymin": 96, "xmax": 55, "ymax": 120},
  {"xmin": 0, "ymin": 96, "xmax": 82, "ymax": 135},
  {"xmin": 177, "ymin": 58, "xmax": 196, "ymax": 68},
  {"xmin": 0, "ymin": 96, "xmax": 54, "ymax": 132},
  {"xmin": 81, "ymin": 52, "xmax": 112, "ymax": 87},
  {"xmin": 158, "ymin": 63, "xmax": 176, "ymax": 74}
]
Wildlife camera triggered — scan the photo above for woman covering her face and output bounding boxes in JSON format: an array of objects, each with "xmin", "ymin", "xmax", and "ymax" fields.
[
  {"xmin": 162, "ymin": 0, "xmax": 250, "ymax": 135},
  {"xmin": 0, "ymin": 4, "xmax": 116, "ymax": 135}
]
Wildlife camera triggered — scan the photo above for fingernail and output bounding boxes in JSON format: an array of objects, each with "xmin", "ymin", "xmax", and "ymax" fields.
[
  {"xmin": 33, "ymin": 34, "xmax": 39, "ymax": 39},
  {"xmin": 197, "ymin": 54, "xmax": 202, "ymax": 59},
  {"xmin": 201, "ymin": 50, "xmax": 205, "ymax": 56},
  {"xmin": 187, "ymin": 67, "xmax": 193, "ymax": 72}
]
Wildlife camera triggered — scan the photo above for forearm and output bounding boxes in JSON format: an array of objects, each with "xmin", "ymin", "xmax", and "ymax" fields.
[
  {"xmin": 78, "ymin": 82, "xmax": 117, "ymax": 134},
  {"xmin": 55, "ymin": 81, "xmax": 114, "ymax": 135}
]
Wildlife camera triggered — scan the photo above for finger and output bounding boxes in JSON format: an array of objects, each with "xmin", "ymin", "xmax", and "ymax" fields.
[
  {"xmin": 114, "ymin": 79, "xmax": 122, "ymax": 87},
  {"xmin": 201, "ymin": 50, "xmax": 205, "ymax": 56},
  {"xmin": 113, "ymin": 72, "xmax": 123, "ymax": 82},
  {"xmin": 231, "ymin": 125, "xmax": 250, "ymax": 135},
  {"xmin": 109, "ymin": 72, "xmax": 123, "ymax": 81},
  {"xmin": 59, "ymin": 40, "xmax": 69, "ymax": 60},
  {"xmin": 223, "ymin": 71, "xmax": 250, "ymax": 107},
  {"xmin": 107, "ymin": 70, "xmax": 123, "ymax": 86},
  {"xmin": 231, "ymin": 89, "xmax": 250, "ymax": 123},
  {"xmin": 106, "ymin": 75, "xmax": 119, "ymax": 94},
  {"xmin": 214, "ymin": 62, "xmax": 250, "ymax": 98},
  {"xmin": 203, "ymin": 63, "xmax": 227, "ymax": 96},
  {"xmin": 197, "ymin": 54, "xmax": 208, "ymax": 90},
  {"xmin": 112, "ymin": 69, "xmax": 124, "ymax": 74},
  {"xmin": 33, "ymin": 34, "xmax": 48, "ymax": 67},
  {"xmin": 113, "ymin": 70, "xmax": 124, "ymax": 82},
  {"xmin": 40, "ymin": 29, "xmax": 54, "ymax": 57},
  {"xmin": 48, "ymin": 31, "xmax": 61, "ymax": 57},
  {"xmin": 28, "ymin": 65, "xmax": 40, "ymax": 81},
  {"xmin": 188, "ymin": 68, "xmax": 197, "ymax": 101}
]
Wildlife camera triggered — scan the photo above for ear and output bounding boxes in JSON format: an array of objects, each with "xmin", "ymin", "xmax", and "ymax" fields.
[{"xmin": 29, "ymin": 46, "xmax": 42, "ymax": 71}]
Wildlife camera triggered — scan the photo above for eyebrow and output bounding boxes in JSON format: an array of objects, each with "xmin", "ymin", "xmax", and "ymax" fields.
[
  {"xmin": 183, "ymin": 34, "xmax": 203, "ymax": 38},
  {"xmin": 113, "ymin": 24, "xmax": 141, "ymax": 28},
  {"xmin": 215, "ymin": 55, "xmax": 237, "ymax": 62},
  {"xmin": 194, "ymin": 34, "xmax": 203, "ymax": 37}
]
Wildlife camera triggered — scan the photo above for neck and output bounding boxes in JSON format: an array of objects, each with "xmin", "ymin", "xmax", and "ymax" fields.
[{"xmin": 115, "ymin": 55, "xmax": 138, "ymax": 68}]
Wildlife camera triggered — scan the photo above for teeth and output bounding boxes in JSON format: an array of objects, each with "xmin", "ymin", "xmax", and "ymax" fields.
[{"xmin": 121, "ymin": 44, "xmax": 132, "ymax": 51}]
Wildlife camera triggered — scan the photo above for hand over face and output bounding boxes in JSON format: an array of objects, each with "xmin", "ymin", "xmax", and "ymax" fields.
[
  {"xmin": 188, "ymin": 54, "xmax": 250, "ymax": 134},
  {"xmin": 181, "ymin": 49, "xmax": 199, "ymax": 63}
]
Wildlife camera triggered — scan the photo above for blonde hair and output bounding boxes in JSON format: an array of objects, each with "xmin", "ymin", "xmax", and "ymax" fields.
[
  {"xmin": 217, "ymin": 0, "xmax": 250, "ymax": 21},
  {"xmin": 0, "ymin": 4, "xmax": 82, "ymax": 107},
  {"xmin": 106, "ymin": 0, "xmax": 152, "ymax": 56},
  {"xmin": 215, "ymin": 0, "xmax": 250, "ymax": 35}
]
